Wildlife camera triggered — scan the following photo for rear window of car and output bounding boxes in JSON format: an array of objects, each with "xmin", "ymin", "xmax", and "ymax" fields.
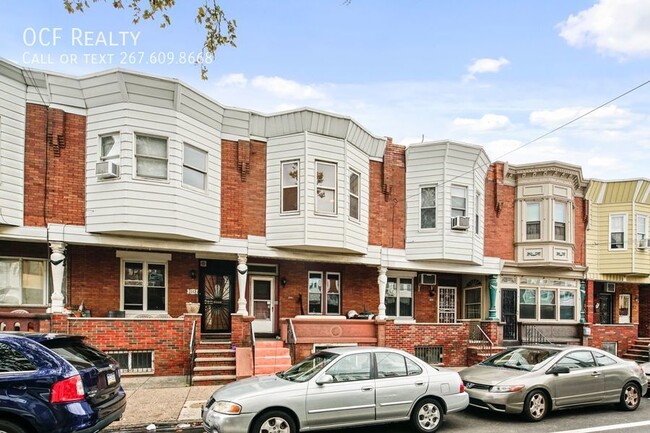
[
  {"xmin": 40, "ymin": 339, "xmax": 109, "ymax": 369},
  {"xmin": 0, "ymin": 343, "xmax": 37, "ymax": 372}
]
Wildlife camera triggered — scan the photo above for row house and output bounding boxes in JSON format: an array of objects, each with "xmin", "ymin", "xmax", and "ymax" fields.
[{"xmin": 0, "ymin": 59, "xmax": 641, "ymax": 381}]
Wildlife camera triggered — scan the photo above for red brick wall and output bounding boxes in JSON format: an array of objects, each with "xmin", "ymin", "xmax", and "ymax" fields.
[
  {"xmin": 368, "ymin": 140, "xmax": 405, "ymax": 249},
  {"xmin": 50, "ymin": 314, "xmax": 195, "ymax": 376},
  {"xmin": 640, "ymin": 286, "xmax": 650, "ymax": 338},
  {"xmin": 384, "ymin": 321, "xmax": 469, "ymax": 366},
  {"xmin": 588, "ymin": 324, "xmax": 638, "ymax": 358},
  {"xmin": 484, "ymin": 162, "xmax": 515, "ymax": 260},
  {"xmin": 24, "ymin": 104, "xmax": 86, "ymax": 227},
  {"xmin": 220, "ymin": 139, "xmax": 266, "ymax": 239},
  {"xmin": 573, "ymin": 197, "xmax": 587, "ymax": 267}
]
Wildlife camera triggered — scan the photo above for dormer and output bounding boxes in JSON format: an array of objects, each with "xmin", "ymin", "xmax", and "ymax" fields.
[{"xmin": 405, "ymin": 140, "xmax": 489, "ymax": 264}]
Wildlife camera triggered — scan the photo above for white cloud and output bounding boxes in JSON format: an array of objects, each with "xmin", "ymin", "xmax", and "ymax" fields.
[
  {"xmin": 529, "ymin": 105, "xmax": 633, "ymax": 130},
  {"xmin": 251, "ymin": 76, "xmax": 326, "ymax": 100},
  {"xmin": 215, "ymin": 73, "xmax": 248, "ymax": 88},
  {"xmin": 452, "ymin": 114, "xmax": 511, "ymax": 132},
  {"xmin": 464, "ymin": 57, "xmax": 510, "ymax": 81},
  {"xmin": 558, "ymin": 0, "xmax": 650, "ymax": 58}
]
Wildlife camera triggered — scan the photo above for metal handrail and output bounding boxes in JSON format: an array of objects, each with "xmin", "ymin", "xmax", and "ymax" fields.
[
  {"xmin": 474, "ymin": 324, "xmax": 495, "ymax": 357},
  {"xmin": 287, "ymin": 318, "xmax": 297, "ymax": 364},
  {"xmin": 249, "ymin": 320, "xmax": 256, "ymax": 373},
  {"xmin": 188, "ymin": 320, "xmax": 197, "ymax": 386},
  {"xmin": 521, "ymin": 323, "xmax": 552, "ymax": 345}
]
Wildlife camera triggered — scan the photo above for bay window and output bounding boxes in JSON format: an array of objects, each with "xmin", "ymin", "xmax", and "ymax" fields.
[
  {"xmin": 526, "ymin": 203, "xmax": 541, "ymax": 240},
  {"xmin": 451, "ymin": 185, "xmax": 467, "ymax": 217},
  {"xmin": 182, "ymin": 143, "xmax": 207, "ymax": 190},
  {"xmin": 349, "ymin": 170, "xmax": 360, "ymax": 221},
  {"xmin": 316, "ymin": 161, "xmax": 337, "ymax": 214},
  {"xmin": 609, "ymin": 214, "xmax": 626, "ymax": 249},
  {"xmin": 135, "ymin": 134, "xmax": 168, "ymax": 179},
  {"xmin": 519, "ymin": 287, "xmax": 577, "ymax": 321},
  {"xmin": 420, "ymin": 186, "xmax": 436, "ymax": 229},
  {"xmin": 554, "ymin": 202, "xmax": 567, "ymax": 241},
  {"xmin": 281, "ymin": 160, "xmax": 299, "ymax": 213}
]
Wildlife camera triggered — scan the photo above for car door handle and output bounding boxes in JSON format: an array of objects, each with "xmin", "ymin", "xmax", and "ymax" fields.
[
  {"xmin": 10, "ymin": 385, "xmax": 26, "ymax": 391},
  {"xmin": 591, "ymin": 372, "xmax": 601, "ymax": 377},
  {"xmin": 361, "ymin": 386, "xmax": 374, "ymax": 391},
  {"xmin": 415, "ymin": 381, "xmax": 425, "ymax": 386}
]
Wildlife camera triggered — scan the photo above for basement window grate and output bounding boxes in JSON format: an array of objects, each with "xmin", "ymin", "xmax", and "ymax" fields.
[
  {"xmin": 415, "ymin": 345, "xmax": 443, "ymax": 365},
  {"xmin": 108, "ymin": 350, "xmax": 154, "ymax": 374}
]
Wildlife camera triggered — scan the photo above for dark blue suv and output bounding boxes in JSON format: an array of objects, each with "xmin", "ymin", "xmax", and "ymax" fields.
[{"xmin": 0, "ymin": 332, "xmax": 126, "ymax": 433}]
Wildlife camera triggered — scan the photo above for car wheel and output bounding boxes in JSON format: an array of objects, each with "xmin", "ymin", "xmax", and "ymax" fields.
[
  {"xmin": 0, "ymin": 420, "xmax": 27, "ymax": 433},
  {"xmin": 251, "ymin": 410, "xmax": 296, "ymax": 433},
  {"xmin": 523, "ymin": 390, "xmax": 548, "ymax": 422},
  {"xmin": 410, "ymin": 398, "xmax": 443, "ymax": 433},
  {"xmin": 618, "ymin": 382, "xmax": 641, "ymax": 411}
]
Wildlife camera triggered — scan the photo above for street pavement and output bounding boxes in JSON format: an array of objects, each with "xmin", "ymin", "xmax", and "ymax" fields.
[{"xmin": 106, "ymin": 376, "xmax": 217, "ymax": 432}]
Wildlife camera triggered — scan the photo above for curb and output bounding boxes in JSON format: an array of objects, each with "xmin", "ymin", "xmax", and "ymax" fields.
[{"xmin": 106, "ymin": 420, "xmax": 203, "ymax": 433}]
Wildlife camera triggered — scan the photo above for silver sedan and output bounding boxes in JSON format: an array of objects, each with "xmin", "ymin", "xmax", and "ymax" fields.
[
  {"xmin": 202, "ymin": 346, "xmax": 468, "ymax": 433},
  {"xmin": 460, "ymin": 345, "xmax": 647, "ymax": 422}
]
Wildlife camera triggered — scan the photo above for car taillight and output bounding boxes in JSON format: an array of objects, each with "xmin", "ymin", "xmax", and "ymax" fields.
[
  {"xmin": 459, "ymin": 382, "xmax": 465, "ymax": 393},
  {"xmin": 51, "ymin": 375, "xmax": 85, "ymax": 403}
]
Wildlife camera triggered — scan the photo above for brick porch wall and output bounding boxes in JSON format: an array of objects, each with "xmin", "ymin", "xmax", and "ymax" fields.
[
  {"xmin": 588, "ymin": 324, "xmax": 638, "ymax": 358},
  {"xmin": 384, "ymin": 321, "xmax": 470, "ymax": 367}
]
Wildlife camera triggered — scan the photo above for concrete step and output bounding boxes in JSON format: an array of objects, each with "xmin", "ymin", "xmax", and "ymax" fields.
[
  {"xmin": 255, "ymin": 340, "xmax": 285, "ymax": 349},
  {"xmin": 193, "ymin": 365, "xmax": 236, "ymax": 372},
  {"xmin": 194, "ymin": 357, "xmax": 236, "ymax": 368},
  {"xmin": 196, "ymin": 348, "xmax": 235, "ymax": 355},
  {"xmin": 191, "ymin": 374, "xmax": 236, "ymax": 386}
]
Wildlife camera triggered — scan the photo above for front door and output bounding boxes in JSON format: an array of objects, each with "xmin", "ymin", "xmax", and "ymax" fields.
[
  {"xmin": 599, "ymin": 294, "xmax": 612, "ymax": 324},
  {"xmin": 250, "ymin": 276, "xmax": 274, "ymax": 334},
  {"xmin": 502, "ymin": 289, "xmax": 518, "ymax": 341},
  {"xmin": 200, "ymin": 260, "xmax": 236, "ymax": 333},
  {"xmin": 438, "ymin": 287, "xmax": 457, "ymax": 323},
  {"xmin": 618, "ymin": 294, "xmax": 631, "ymax": 324}
]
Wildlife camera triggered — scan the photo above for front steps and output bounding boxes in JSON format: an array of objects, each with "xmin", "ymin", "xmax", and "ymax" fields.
[
  {"xmin": 254, "ymin": 339, "xmax": 292, "ymax": 376},
  {"xmin": 622, "ymin": 338, "xmax": 650, "ymax": 363},
  {"xmin": 191, "ymin": 335, "xmax": 236, "ymax": 386}
]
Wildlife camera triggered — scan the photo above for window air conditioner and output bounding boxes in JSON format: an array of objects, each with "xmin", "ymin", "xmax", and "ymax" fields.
[
  {"xmin": 638, "ymin": 238, "xmax": 650, "ymax": 249},
  {"xmin": 419, "ymin": 273, "xmax": 437, "ymax": 285},
  {"xmin": 604, "ymin": 282, "xmax": 616, "ymax": 293},
  {"xmin": 451, "ymin": 216, "xmax": 470, "ymax": 230},
  {"xmin": 96, "ymin": 160, "xmax": 119, "ymax": 179}
]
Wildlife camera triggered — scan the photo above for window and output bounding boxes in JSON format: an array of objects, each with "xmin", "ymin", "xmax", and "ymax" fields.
[
  {"xmin": 415, "ymin": 346, "xmax": 443, "ymax": 365},
  {"xmin": 326, "ymin": 353, "xmax": 371, "ymax": 382},
  {"xmin": 637, "ymin": 215, "xmax": 647, "ymax": 244},
  {"xmin": 526, "ymin": 203, "xmax": 541, "ymax": 240},
  {"xmin": 386, "ymin": 277, "xmax": 413, "ymax": 318},
  {"xmin": 464, "ymin": 287, "xmax": 481, "ymax": 320},
  {"xmin": 123, "ymin": 261, "xmax": 166, "ymax": 311},
  {"xmin": 519, "ymin": 287, "xmax": 577, "ymax": 321},
  {"xmin": 594, "ymin": 350, "xmax": 617, "ymax": 366},
  {"xmin": 308, "ymin": 272, "xmax": 341, "ymax": 315},
  {"xmin": 135, "ymin": 134, "xmax": 168, "ymax": 179},
  {"xmin": 475, "ymin": 193, "xmax": 480, "ymax": 235},
  {"xmin": 100, "ymin": 133, "xmax": 119, "ymax": 160},
  {"xmin": 438, "ymin": 287, "xmax": 457, "ymax": 323},
  {"xmin": 0, "ymin": 258, "xmax": 49, "ymax": 305},
  {"xmin": 0, "ymin": 343, "xmax": 37, "ymax": 372},
  {"xmin": 182, "ymin": 144, "xmax": 207, "ymax": 190},
  {"xmin": 451, "ymin": 185, "xmax": 467, "ymax": 217},
  {"xmin": 281, "ymin": 160, "xmax": 299, "ymax": 213},
  {"xmin": 107, "ymin": 350, "xmax": 154, "ymax": 373},
  {"xmin": 420, "ymin": 186, "xmax": 436, "ymax": 229},
  {"xmin": 609, "ymin": 214, "xmax": 626, "ymax": 249},
  {"xmin": 554, "ymin": 202, "xmax": 567, "ymax": 241},
  {"xmin": 315, "ymin": 161, "xmax": 337, "ymax": 214},
  {"xmin": 349, "ymin": 170, "xmax": 360, "ymax": 221},
  {"xmin": 556, "ymin": 351, "xmax": 595, "ymax": 370}
]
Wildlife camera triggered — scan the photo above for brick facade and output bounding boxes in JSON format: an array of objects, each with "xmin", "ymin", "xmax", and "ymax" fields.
[
  {"xmin": 484, "ymin": 162, "xmax": 515, "ymax": 260},
  {"xmin": 588, "ymin": 324, "xmax": 638, "ymax": 358}
]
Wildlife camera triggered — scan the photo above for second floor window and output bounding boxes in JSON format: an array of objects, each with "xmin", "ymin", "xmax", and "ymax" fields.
[
  {"xmin": 475, "ymin": 193, "xmax": 480, "ymax": 235},
  {"xmin": 100, "ymin": 133, "xmax": 119, "ymax": 160},
  {"xmin": 135, "ymin": 134, "xmax": 168, "ymax": 180},
  {"xmin": 637, "ymin": 215, "xmax": 647, "ymax": 244},
  {"xmin": 182, "ymin": 144, "xmax": 207, "ymax": 190},
  {"xmin": 281, "ymin": 161, "xmax": 299, "ymax": 213},
  {"xmin": 526, "ymin": 202, "xmax": 541, "ymax": 240},
  {"xmin": 554, "ymin": 202, "xmax": 567, "ymax": 241},
  {"xmin": 451, "ymin": 185, "xmax": 467, "ymax": 217},
  {"xmin": 316, "ymin": 161, "xmax": 337, "ymax": 214},
  {"xmin": 420, "ymin": 186, "xmax": 436, "ymax": 229},
  {"xmin": 349, "ymin": 170, "xmax": 360, "ymax": 220},
  {"xmin": 610, "ymin": 214, "xmax": 626, "ymax": 249}
]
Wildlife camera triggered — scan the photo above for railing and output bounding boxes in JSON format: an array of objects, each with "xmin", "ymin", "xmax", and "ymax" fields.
[
  {"xmin": 287, "ymin": 318, "xmax": 297, "ymax": 364},
  {"xmin": 249, "ymin": 320, "xmax": 256, "ymax": 373},
  {"xmin": 188, "ymin": 320, "xmax": 197, "ymax": 386},
  {"xmin": 473, "ymin": 324, "xmax": 495, "ymax": 357},
  {"xmin": 521, "ymin": 323, "xmax": 552, "ymax": 345}
]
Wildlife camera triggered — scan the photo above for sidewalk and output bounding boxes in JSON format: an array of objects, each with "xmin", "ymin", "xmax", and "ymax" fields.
[{"xmin": 106, "ymin": 376, "xmax": 220, "ymax": 432}]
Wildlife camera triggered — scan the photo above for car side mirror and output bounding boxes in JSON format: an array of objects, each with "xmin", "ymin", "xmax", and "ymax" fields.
[
  {"xmin": 316, "ymin": 374, "xmax": 334, "ymax": 385},
  {"xmin": 547, "ymin": 365, "xmax": 570, "ymax": 375}
]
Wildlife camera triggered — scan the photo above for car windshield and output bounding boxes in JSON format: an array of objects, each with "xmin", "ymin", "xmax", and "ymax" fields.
[
  {"xmin": 481, "ymin": 348, "xmax": 560, "ymax": 371},
  {"xmin": 278, "ymin": 351, "xmax": 338, "ymax": 382}
]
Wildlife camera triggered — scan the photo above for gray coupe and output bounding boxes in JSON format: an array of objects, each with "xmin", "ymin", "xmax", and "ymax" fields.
[
  {"xmin": 460, "ymin": 345, "xmax": 647, "ymax": 421},
  {"xmin": 202, "ymin": 346, "xmax": 468, "ymax": 433}
]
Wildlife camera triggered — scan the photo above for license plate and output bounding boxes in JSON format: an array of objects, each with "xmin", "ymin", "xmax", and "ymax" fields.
[{"xmin": 106, "ymin": 372, "xmax": 116, "ymax": 385}]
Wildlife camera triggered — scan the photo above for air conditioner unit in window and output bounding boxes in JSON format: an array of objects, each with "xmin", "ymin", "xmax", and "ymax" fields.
[
  {"xmin": 451, "ymin": 216, "xmax": 470, "ymax": 230},
  {"xmin": 604, "ymin": 282, "xmax": 616, "ymax": 293},
  {"xmin": 419, "ymin": 273, "xmax": 437, "ymax": 285},
  {"xmin": 96, "ymin": 160, "xmax": 119, "ymax": 179},
  {"xmin": 638, "ymin": 238, "xmax": 650, "ymax": 249}
]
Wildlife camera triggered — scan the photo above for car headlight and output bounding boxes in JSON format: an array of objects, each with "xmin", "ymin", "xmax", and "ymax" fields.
[
  {"xmin": 490, "ymin": 384, "xmax": 525, "ymax": 393},
  {"xmin": 211, "ymin": 400, "xmax": 242, "ymax": 415}
]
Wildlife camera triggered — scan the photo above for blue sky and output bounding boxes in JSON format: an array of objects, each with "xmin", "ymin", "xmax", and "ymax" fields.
[{"xmin": 2, "ymin": 0, "xmax": 649, "ymax": 180}]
